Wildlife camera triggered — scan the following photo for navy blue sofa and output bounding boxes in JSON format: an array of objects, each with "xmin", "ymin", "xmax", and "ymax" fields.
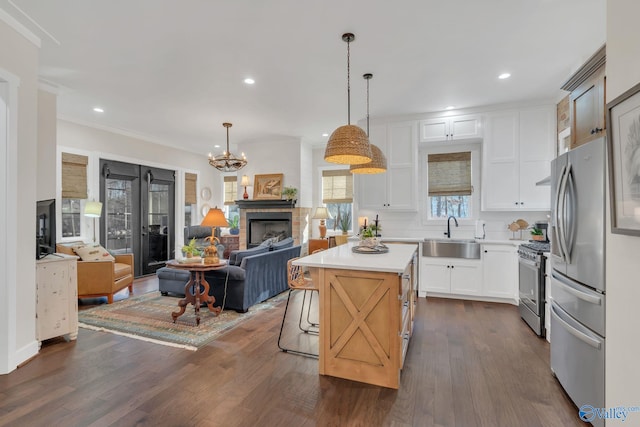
[{"xmin": 157, "ymin": 240, "xmax": 300, "ymax": 312}]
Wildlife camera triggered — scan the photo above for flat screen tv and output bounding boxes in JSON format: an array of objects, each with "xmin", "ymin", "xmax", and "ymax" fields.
[{"xmin": 36, "ymin": 199, "xmax": 56, "ymax": 259}]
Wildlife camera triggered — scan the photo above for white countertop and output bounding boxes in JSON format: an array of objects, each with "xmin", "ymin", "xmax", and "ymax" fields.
[{"xmin": 294, "ymin": 242, "xmax": 416, "ymax": 273}]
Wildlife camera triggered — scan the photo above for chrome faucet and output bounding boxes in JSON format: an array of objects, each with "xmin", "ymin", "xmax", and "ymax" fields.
[{"xmin": 445, "ymin": 215, "xmax": 458, "ymax": 238}]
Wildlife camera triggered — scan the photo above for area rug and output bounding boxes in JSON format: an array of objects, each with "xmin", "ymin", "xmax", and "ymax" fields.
[{"xmin": 78, "ymin": 291, "xmax": 286, "ymax": 351}]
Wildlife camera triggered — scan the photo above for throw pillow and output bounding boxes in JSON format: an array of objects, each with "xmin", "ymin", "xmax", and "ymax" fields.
[
  {"xmin": 73, "ymin": 244, "xmax": 115, "ymax": 262},
  {"xmin": 271, "ymin": 237, "xmax": 294, "ymax": 251}
]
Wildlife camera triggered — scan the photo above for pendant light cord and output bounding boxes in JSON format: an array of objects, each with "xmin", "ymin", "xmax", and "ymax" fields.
[
  {"xmin": 347, "ymin": 37, "xmax": 351, "ymax": 125},
  {"xmin": 366, "ymin": 75, "xmax": 370, "ymax": 136}
]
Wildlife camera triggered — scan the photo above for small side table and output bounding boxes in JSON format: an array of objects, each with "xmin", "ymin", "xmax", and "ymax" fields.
[
  {"xmin": 166, "ymin": 260, "xmax": 227, "ymax": 325},
  {"xmin": 309, "ymin": 238, "xmax": 329, "ymax": 254}
]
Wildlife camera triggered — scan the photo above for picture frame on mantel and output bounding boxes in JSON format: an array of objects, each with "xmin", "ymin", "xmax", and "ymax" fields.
[
  {"xmin": 607, "ymin": 80, "xmax": 640, "ymax": 236},
  {"xmin": 253, "ymin": 173, "xmax": 284, "ymax": 200}
]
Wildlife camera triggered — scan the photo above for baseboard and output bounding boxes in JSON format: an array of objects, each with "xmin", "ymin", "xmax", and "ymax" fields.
[
  {"xmin": 14, "ymin": 339, "xmax": 39, "ymax": 369},
  {"xmin": 419, "ymin": 291, "xmax": 518, "ymax": 306}
]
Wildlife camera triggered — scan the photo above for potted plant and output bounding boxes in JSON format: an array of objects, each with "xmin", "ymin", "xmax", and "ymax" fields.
[
  {"xmin": 181, "ymin": 237, "xmax": 200, "ymax": 258},
  {"xmin": 360, "ymin": 226, "xmax": 378, "ymax": 247},
  {"xmin": 530, "ymin": 227, "xmax": 544, "ymax": 241},
  {"xmin": 228, "ymin": 215, "xmax": 240, "ymax": 235},
  {"xmin": 282, "ymin": 186, "xmax": 297, "ymax": 201},
  {"xmin": 339, "ymin": 209, "xmax": 351, "ymax": 235}
]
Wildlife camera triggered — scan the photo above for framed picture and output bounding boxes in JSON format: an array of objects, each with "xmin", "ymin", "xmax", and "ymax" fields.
[
  {"xmin": 607, "ymin": 81, "xmax": 640, "ymax": 236},
  {"xmin": 253, "ymin": 173, "xmax": 284, "ymax": 200}
]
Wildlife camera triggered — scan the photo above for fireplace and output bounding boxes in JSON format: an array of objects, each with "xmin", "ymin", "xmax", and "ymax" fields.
[
  {"xmin": 237, "ymin": 201, "xmax": 310, "ymax": 250},
  {"xmin": 246, "ymin": 212, "xmax": 292, "ymax": 248}
]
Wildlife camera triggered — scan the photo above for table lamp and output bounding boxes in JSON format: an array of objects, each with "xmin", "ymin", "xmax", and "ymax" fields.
[
  {"xmin": 200, "ymin": 207, "xmax": 229, "ymax": 264},
  {"xmin": 240, "ymin": 175, "xmax": 251, "ymax": 199},
  {"xmin": 312, "ymin": 207, "xmax": 331, "ymax": 239},
  {"xmin": 84, "ymin": 201, "xmax": 103, "ymax": 243}
]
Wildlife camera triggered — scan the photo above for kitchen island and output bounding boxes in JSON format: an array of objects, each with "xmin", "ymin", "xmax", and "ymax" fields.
[{"xmin": 294, "ymin": 242, "xmax": 417, "ymax": 389}]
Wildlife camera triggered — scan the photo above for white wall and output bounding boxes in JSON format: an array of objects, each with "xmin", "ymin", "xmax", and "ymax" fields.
[
  {"xmin": 58, "ymin": 120, "xmax": 223, "ymax": 248},
  {"xmin": 238, "ymin": 136, "xmax": 310, "ymax": 207},
  {"xmin": 0, "ymin": 17, "xmax": 40, "ymax": 373},
  {"xmin": 37, "ymin": 88, "xmax": 57, "ymax": 200},
  {"xmin": 606, "ymin": 0, "xmax": 640, "ymax": 409}
]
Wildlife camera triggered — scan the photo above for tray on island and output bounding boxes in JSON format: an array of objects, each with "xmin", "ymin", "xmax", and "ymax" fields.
[{"xmin": 351, "ymin": 244, "xmax": 389, "ymax": 254}]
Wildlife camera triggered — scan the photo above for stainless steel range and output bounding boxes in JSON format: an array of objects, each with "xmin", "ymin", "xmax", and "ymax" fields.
[{"xmin": 518, "ymin": 240, "xmax": 549, "ymax": 337}]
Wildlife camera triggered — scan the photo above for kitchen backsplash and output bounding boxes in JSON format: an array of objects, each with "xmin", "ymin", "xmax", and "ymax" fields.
[{"xmin": 359, "ymin": 210, "xmax": 550, "ymax": 241}]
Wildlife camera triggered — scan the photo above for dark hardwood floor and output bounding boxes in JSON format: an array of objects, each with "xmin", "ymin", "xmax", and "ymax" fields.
[{"xmin": 0, "ymin": 277, "xmax": 586, "ymax": 426}]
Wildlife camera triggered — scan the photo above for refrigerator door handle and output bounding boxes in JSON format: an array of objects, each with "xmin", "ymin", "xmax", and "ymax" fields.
[
  {"xmin": 552, "ymin": 272, "xmax": 603, "ymax": 305},
  {"xmin": 554, "ymin": 164, "xmax": 567, "ymax": 262},
  {"xmin": 557, "ymin": 164, "xmax": 571, "ymax": 263},
  {"xmin": 551, "ymin": 302, "xmax": 602, "ymax": 349},
  {"xmin": 565, "ymin": 164, "xmax": 576, "ymax": 261}
]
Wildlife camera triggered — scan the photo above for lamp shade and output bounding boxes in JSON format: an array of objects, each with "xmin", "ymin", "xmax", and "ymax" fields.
[
  {"xmin": 240, "ymin": 174, "xmax": 251, "ymax": 186},
  {"xmin": 201, "ymin": 207, "xmax": 229, "ymax": 228},
  {"xmin": 312, "ymin": 207, "xmax": 331, "ymax": 220},
  {"xmin": 350, "ymin": 144, "xmax": 387, "ymax": 174},
  {"xmin": 84, "ymin": 201, "xmax": 103, "ymax": 218},
  {"xmin": 324, "ymin": 125, "xmax": 372, "ymax": 165}
]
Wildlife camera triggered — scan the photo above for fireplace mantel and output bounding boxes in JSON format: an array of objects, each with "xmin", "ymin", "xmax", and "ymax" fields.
[{"xmin": 236, "ymin": 199, "xmax": 296, "ymax": 209}]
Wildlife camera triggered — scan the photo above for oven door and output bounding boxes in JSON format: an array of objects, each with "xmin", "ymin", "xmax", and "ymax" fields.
[{"xmin": 519, "ymin": 255, "xmax": 541, "ymax": 315}]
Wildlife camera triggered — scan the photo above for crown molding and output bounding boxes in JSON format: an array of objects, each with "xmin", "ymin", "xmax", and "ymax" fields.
[{"xmin": 0, "ymin": 7, "xmax": 40, "ymax": 48}]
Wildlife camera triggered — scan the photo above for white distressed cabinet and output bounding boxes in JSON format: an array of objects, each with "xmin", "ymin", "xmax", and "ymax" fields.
[
  {"xmin": 481, "ymin": 106, "xmax": 555, "ymax": 211},
  {"xmin": 419, "ymin": 114, "xmax": 482, "ymax": 143},
  {"xmin": 356, "ymin": 120, "xmax": 418, "ymax": 211},
  {"xmin": 36, "ymin": 254, "xmax": 78, "ymax": 345}
]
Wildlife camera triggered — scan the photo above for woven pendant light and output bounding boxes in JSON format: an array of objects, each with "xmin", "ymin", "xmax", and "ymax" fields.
[
  {"xmin": 324, "ymin": 33, "xmax": 372, "ymax": 165},
  {"xmin": 351, "ymin": 73, "xmax": 387, "ymax": 174}
]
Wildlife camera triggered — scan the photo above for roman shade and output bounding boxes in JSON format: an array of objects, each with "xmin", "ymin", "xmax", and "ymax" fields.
[
  {"xmin": 185, "ymin": 173, "xmax": 197, "ymax": 205},
  {"xmin": 224, "ymin": 176, "xmax": 237, "ymax": 205},
  {"xmin": 322, "ymin": 169, "xmax": 353, "ymax": 204},
  {"xmin": 428, "ymin": 152, "xmax": 472, "ymax": 196},
  {"xmin": 61, "ymin": 152, "xmax": 88, "ymax": 199}
]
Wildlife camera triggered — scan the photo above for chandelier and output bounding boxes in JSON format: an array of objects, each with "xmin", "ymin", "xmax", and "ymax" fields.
[{"xmin": 209, "ymin": 122, "xmax": 247, "ymax": 172}]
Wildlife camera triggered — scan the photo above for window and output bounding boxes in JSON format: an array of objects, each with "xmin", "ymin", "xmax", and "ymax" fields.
[
  {"xmin": 185, "ymin": 172, "xmax": 197, "ymax": 226},
  {"xmin": 223, "ymin": 176, "xmax": 237, "ymax": 205},
  {"xmin": 322, "ymin": 169, "xmax": 353, "ymax": 231},
  {"xmin": 60, "ymin": 198, "xmax": 81, "ymax": 237},
  {"xmin": 426, "ymin": 149, "xmax": 476, "ymax": 219},
  {"xmin": 61, "ymin": 152, "xmax": 88, "ymax": 237},
  {"xmin": 223, "ymin": 176, "xmax": 239, "ymax": 221}
]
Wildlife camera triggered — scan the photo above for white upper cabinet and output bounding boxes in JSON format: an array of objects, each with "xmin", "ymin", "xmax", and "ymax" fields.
[
  {"xmin": 419, "ymin": 114, "xmax": 482, "ymax": 143},
  {"xmin": 482, "ymin": 106, "xmax": 555, "ymax": 211},
  {"xmin": 356, "ymin": 121, "xmax": 418, "ymax": 211}
]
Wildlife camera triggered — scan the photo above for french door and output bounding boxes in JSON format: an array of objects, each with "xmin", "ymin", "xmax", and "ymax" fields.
[{"xmin": 100, "ymin": 159, "xmax": 175, "ymax": 276}]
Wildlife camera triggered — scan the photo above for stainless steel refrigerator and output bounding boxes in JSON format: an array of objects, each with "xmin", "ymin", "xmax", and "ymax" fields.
[{"xmin": 549, "ymin": 137, "xmax": 606, "ymax": 426}]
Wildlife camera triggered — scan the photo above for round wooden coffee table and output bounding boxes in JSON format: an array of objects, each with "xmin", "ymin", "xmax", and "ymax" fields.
[{"xmin": 166, "ymin": 260, "xmax": 227, "ymax": 325}]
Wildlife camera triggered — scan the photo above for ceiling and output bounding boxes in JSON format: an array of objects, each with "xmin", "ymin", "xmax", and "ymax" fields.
[{"xmin": 4, "ymin": 0, "xmax": 606, "ymax": 153}]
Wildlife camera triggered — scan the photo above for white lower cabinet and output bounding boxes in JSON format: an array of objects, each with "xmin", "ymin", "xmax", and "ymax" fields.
[
  {"xmin": 419, "ymin": 243, "xmax": 519, "ymax": 304},
  {"xmin": 36, "ymin": 254, "xmax": 78, "ymax": 345},
  {"xmin": 420, "ymin": 258, "xmax": 482, "ymax": 297},
  {"xmin": 482, "ymin": 244, "xmax": 518, "ymax": 302}
]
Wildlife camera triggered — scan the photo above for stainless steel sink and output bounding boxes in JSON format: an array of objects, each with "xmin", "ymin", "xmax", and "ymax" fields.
[{"xmin": 422, "ymin": 238, "xmax": 481, "ymax": 259}]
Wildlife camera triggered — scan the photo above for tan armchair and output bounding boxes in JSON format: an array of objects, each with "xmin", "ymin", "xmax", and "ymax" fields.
[{"xmin": 56, "ymin": 242, "xmax": 134, "ymax": 303}]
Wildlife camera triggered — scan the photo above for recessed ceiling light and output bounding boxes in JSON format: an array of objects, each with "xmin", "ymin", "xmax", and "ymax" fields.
[
  {"xmin": 445, "ymin": 106, "xmax": 455, "ymax": 110},
  {"xmin": 498, "ymin": 73, "xmax": 511, "ymax": 80},
  {"xmin": 322, "ymin": 133, "xmax": 329, "ymax": 137},
  {"xmin": 244, "ymin": 78, "xmax": 255, "ymax": 85},
  {"xmin": 93, "ymin": 107, "xmax": 104, "ymax": 113},
  {"xmin": 213, "ymin": 144, "xmax": 221, "ymax": 148}
]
